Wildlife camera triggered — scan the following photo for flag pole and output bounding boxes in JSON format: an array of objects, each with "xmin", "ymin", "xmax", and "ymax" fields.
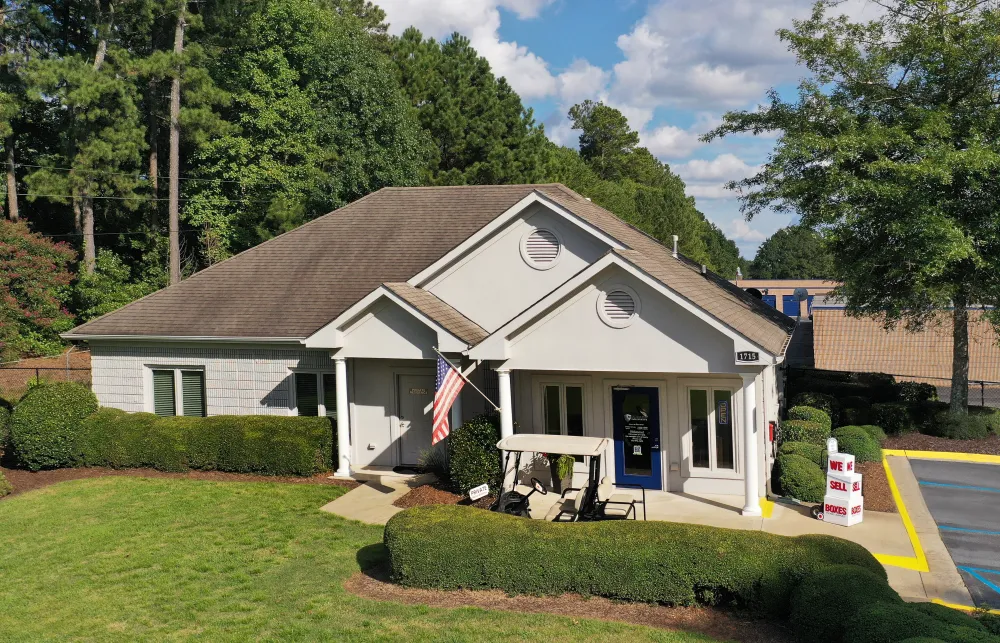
[{"xmin": 433, "ymin": 346, "xmax": 501, "ymax": 412}]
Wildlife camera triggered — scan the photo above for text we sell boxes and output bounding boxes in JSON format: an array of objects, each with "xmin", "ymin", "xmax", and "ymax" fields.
[
  {"xmin": 822, "ymin": 495, "xmax": 864, "ymax": 527},
  {"xmin": 827, "ymin": 472, "xmax": 863, "ymax": 501},
  {"xmin": 827, "ymin": 452, "xmax": 856, "ymax": 475}
]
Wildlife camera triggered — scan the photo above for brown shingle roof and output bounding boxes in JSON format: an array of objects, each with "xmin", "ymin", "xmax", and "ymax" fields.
[
  {"xmin": 383, "ymin": 283, "xmax": 488, "ymax": 346},
  {"xmin": 66, "ymin": 183, "xmax": 793, "ymax": 355}
]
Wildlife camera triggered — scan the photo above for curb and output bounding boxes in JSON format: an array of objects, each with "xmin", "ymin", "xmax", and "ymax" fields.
[
  {"xmin": 931, "ymin": 598, "xmax": 1000, "ymax": 616},
  {"xmin": 873, "ymin": 456, "xmax": 929, "ymax": 572}
]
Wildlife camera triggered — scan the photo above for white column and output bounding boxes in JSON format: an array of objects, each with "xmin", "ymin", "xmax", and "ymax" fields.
[
  {"xmin": 497, "ymin": 368, "xmax": 513, "ymax": 439},
  {"xmin": 334, "ymin": 357, "xmax": 351, "ymax": 477},
  {"xmin": 741, "ymin": 372, "xmax": 761, "ymax": 516}
]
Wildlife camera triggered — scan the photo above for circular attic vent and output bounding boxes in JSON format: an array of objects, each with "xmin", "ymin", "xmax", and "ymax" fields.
[
  {"xmin": 521, "ymin": 228, "xmax": 562, "ymax": 269},
  {"xmin": 597, "ymin": 286, "xmax": 640, "ymax": 328}
]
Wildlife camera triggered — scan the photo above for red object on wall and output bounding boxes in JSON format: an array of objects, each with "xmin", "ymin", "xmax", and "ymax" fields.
[{"xmin": 768, "ymin": 421, "xmax": 776, "ymax": 442}]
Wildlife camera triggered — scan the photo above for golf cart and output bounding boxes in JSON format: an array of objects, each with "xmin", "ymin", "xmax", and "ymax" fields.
[{"xmin": 491, "ymin": 434, "xmax": 646, "ymax": 521}]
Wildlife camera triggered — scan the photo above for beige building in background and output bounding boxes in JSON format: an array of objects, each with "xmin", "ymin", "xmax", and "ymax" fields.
[{"xmin": 731, "ymin": 279, "xmax": 836, "ymax": 318}]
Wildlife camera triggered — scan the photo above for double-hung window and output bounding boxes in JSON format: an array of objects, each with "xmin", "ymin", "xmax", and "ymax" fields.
[
  {"xmin": 688, "ymin": 386, "xmax": 736, "ymax": 472},
  {"xmin": 542, "ymin": 384, "xmax": 584, "ymax": 437},
  {"xmin": 151, "ymin": 368, "xmax": 206, "ymax": 417},
  {"xmin": 294, "ymin": 372, "xmax": 337, "ymax": 418}
]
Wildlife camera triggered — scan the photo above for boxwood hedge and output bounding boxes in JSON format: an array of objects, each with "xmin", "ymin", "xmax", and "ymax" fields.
[
  {"xmin": 776, "ymin": 453, "xmax": 825, "ymax": 502},
  {"xmin": 76, "ymin": 408, "xmax": 334, "ymax": 476},
  {"xmin": 833, "ymin": 426, "xmax": 883, "ymax": 463},
  {"xmin": 790, "ymin": 564, "xmax": 903, "ymax": 642},
  {"xmin": 843, "ymin": 602, "xmax": 993, "ymax": 643},
  {"xmin": 790, "ymin": 392, "xmax": 837, "ymax": 418},
  {"xmin": 780, "ymin": 419, "xmax": 830, "ymax": 445},
  {"xmin": 788, "ymin": 406, "xmax": 832, "ymax": 432},
  {"xmin": 778, "ymin": 440, "xmax": 824, "ymax": 466},
  {"xmin": 857, "ymin": 424, "xmax": 887, "ymax": 444},
  {"xmin": 870, "ymin": 402, "xmax": 916, "ymax": 435},
  {"xmin": 384, "ymin": 505, "xmax": 885, "ymax": 618},
  {"xmin": 447, "ymin": 414, "xmax": 502, "ymax": 494},
  {"xmin": 10, "ymin": 382, "xmax": 98, "ymax": 470}
]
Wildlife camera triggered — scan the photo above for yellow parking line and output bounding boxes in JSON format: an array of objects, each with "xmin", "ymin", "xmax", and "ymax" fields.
[
  {"xmin": 931, "ymin": 598, "xmax": 1000, "ymax": 616},
  {"xmin": 873, "ymin": 456, "xmax": 929, "ymax": 572},
  {"xmin": 883, "ymin": 449, "xmax": 1000, "ymax": 465}
]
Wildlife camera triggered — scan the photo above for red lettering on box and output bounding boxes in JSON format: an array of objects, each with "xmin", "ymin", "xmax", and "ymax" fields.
[
  {"xmin": 852, "ymin": 505, "xmax": 862, "ymax": 515},
  {"xmin": 848, "ymin": 461, "xmax": 854, "ymax": 472},
  {"xmin": 830, "ymin": 480, "xmax": 847, "ymax": 491},
  {"xmin": 853, "ymin": 482, "xmax": 861, "ymax": 492},
  {"xmin": 831, "ymin": 461, "xmax": 844, "ymax": 472},
  {"xmin": 825, "ymin": 503, "xmax": 847, "ymax": 515}
]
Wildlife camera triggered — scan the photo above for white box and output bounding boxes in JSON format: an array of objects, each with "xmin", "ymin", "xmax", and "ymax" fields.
[
  {"xmin": 826, "ymin": 472, "xmax": 863, "ymax": 501},
  {"xmin": 822, "ymin": 494, "xmax": 864, "ymax": 527},
  {"xmin": 828, "ymin": 452, "xmax": 856, "ymax": 476}
]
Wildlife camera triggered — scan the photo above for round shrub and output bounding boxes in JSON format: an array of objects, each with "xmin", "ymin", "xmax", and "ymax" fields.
[
  {"xmin": 384, "ymin": 505, "xmax": 885, "ymax": 618},
  {"xmin": 9, "ymin": 382, "xmax": 98, "ymax": 470},
  {"xmin": 788, "ymin": 405, "xmax": 832, "ymax": 432},
  {"xmin": 790, "ymin": 564, "xmax": 902, "ymax": 642},
  {"xmin": 870, "ymin": 402, "xmax": 916, "ymax": 435},
  {"xmin": 448, "ymin": 414, "xmax": 501, "ymax": 494},
  {"xmin": 791, "ymin": 392, "xmax": 837, "ymax": 418},
  {"xmin": 910, "ymin": 602, "xmax": 986, "ymax": 632},
  {"xmin": 0, "ymin": 469, "xmax": 11, "ymax": 497},
  {"xmin": 776, "ymin": 453, "xmax": 825, "ymax": 503},
  {"xmin": 858, "ymin": 424, "xmax": 887, "ymax": 444},
  {"xmin": 898, "ymin": 381, "xmax": 939, "ymax": 403},
  {"xmin": 969, "ymin": 407, "xmax": 1000, "ymax": 436},
  {"xmin": 842, "ymin": 602, "xmax": 995, "ymax": 643},
  {"xmin": 778, "ymin": 441, "xmax": 824, "ymax": 466},
  {"xmin": 932, "ymin": 412, "xmax": 990, "ymax": 440},
  {"xmin": 780, "ymin": 419, "xmax": 829, "ymax": 445},
  {"xmin": 833, "ymin": 426, "xmax": 883, "ymax": 463}
]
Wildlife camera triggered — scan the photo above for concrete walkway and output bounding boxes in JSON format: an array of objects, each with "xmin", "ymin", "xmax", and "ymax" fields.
[{"xmin": 320, "ymin": 471, "xmax": 435, "ymax": 525}]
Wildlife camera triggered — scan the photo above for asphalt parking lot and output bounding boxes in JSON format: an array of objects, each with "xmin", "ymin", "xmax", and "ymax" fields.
[{"xmin": 911, "ymin": 459, "xmax": 1000, "ymax": 609}]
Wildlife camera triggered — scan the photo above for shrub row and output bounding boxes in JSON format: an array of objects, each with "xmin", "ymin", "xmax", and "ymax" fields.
[
  {"xmin": 77, "ymin": 408, "xmax": 334, "ymax": 476},
  {"xmin": 833, "ymin": 426, "xmax": 883, "ymax": 462},
  {"xmin": 788, "ymin": 405, "xmax": 832, "ymax": 432},
  {"xmin": 384, "ymin": 504, "xmax": 885, "ymax": 619},
  {"xmin": 790, "ymin": 564, "xmax": 994, "ymax": 643},
  {"xmin": 780, "ymin": 419, "xmax": 829, "ymax": 445},
  {"xmin": 10, "ymin": 382, "xmax": 98, "ymax": 470}
]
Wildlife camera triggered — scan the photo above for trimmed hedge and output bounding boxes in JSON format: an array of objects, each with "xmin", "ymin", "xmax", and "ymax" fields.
[
  {"xmin": 910, "ymin": 603, "xmax": 987, "ymax": 631},
  {"xmin": 76, "ymin": 409, "xmax": 334, "ymax": 476},
  {"xmin": 780, "ymin": 419, "xmax": 830, "ymax": 445},
  {"xmin": 858, "ymin": 424, "xmax": 887, "ymax": 444},
  {"xmin": 776, "ymin": 454, "xmax": 825, "ymax": 503},
  {"xmin": 898, "ymin": 381, "xmax": 939, "ymax": 403},
  {"xmin": 970, "ymin": 407, "xmax": 1000, "ymax": 436},
  {"xmin": 870, "ymin": 402, "xmax": 916, "ymax": 435},
  {"xmin": 384, "ymin": 504, "xmax": 885, "ymax": 618},
  {"xmin": 833, "ymin": 426, "xmax": 883, "ymax": 463},
  {"xmin": 840, "ymin": 406, "xmax": 872, "ymax": 427},
  {"xmin": 448, "ymin": 414, "xmax": 501, "ymax": 494},
  {"xmin": 788, "ymin": 405, "xmax": 832, "ymax": 432},
  {"xmin": 932, "ymin": 412, "xmax": 991, "ymax": 440},
  {"xmin": 10, "ymin": 382, "xmax": 98, "ymax": 470},
  {"xmin": 791, "ymin": 392, "xmax": 837, "ymax": 418},
  {"xmin": 843, "ymin": 602, "xmax": 994, "ymax": 643},
  {"xmin": 778, "ymin": 441, "xmax": 824, "ymax": 466},
  {"xmin": 790, "ymin": 564, "xmax": 902, "ymax": 642}
]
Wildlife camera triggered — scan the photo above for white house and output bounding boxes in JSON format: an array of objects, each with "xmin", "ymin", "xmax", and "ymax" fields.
[{"xmin": 64, "ymin": 184, "xmax": 794, "ymax": 515}]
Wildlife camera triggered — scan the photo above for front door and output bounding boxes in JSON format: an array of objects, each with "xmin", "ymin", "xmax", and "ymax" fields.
[
  {"xmin": 612, "ymin": 386, "xmax": 662, "ymax": 489},
  {"xmin": 398, "ymin": 374, "xmax": 435, "ymax": 466}
]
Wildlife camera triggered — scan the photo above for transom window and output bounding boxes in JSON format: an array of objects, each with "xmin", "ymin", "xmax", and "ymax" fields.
[
  {"xmin": 152, "ymin": 368, "xmax": 205, "ymax": 417},
  {"xmin": 542, "ymin": 384, "xmax": 584, "ymax": 437},
  {"xmin": 294, "ymin": 372, "xmax": 337, "ymax": 418},
  {"xmin": 688, "ymin": 387, "xmax": 736, "ymax": 471}
]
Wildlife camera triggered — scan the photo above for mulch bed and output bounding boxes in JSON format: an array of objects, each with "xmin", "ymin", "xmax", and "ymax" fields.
[
  {"xmin": 0, "ymin": 466, "xmax": 358, "ymax": 499},
  {"xmin": 345, "ymin": 567, "xmax": 795, "ymax": 643},
  {"xmin": 857, "ymin": 460, "xmax": 896, "ymax": 513},
  {"xmin": 884, "ymin": 432, "xmax": 1000, "ymax": 456},
  {"xmin": 393, "ymin": 482, "xmax": 493, "ymax": 510}
]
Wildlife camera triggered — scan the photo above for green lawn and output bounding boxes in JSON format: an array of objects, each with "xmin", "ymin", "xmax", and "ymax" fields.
[{"xmin": 0, "ymin": 478, "xmax": 720, "ymax": 642}]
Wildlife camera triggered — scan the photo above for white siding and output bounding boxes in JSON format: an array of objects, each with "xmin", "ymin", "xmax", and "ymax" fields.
[{"xmin": 90, "ymin": 342, "xmax": 334, "ymax": 415}]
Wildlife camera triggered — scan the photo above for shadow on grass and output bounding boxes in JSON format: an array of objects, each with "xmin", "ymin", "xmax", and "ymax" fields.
[{"xmin": 356, "ymin": 542, "xmax": 389, "ymax": 579}]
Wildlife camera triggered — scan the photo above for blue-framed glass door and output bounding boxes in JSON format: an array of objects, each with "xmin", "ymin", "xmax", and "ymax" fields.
[{"xmin": 612, "ymin": 386, "xmax": 662, "ymax": 489}]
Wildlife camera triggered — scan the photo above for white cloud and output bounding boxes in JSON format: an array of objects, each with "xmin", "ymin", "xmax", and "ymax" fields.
[
  {"xmin": 727, "ymin": 218, "xmax": 767, "ymax": 243},
  {"xmin": 676, "ymin": 153, "xmax": 761, "ymax": 182},
  {"xmin": 378, "ymin": 0, "xmax": 557, "ymax": 99},
  {"xmin": 641, "ymin": 124, "xmax": 703, "ymax": 159},
  {"xmin": 556, "ymin": 59, "xmax": 611, "ymax": 105}
]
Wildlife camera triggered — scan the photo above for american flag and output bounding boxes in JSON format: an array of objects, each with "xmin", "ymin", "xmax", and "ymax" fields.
[{"xmin": 433, "ymin": 356, "xmax": 465, "ymax": 444}]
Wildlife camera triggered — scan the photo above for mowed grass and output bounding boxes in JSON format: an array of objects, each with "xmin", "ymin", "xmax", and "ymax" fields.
[{"xmin": 0, "ymin": 478, "xmax": 721, "ymax": 642}]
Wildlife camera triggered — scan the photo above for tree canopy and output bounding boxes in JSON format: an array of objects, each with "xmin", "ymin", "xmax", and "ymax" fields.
[
  {"xmin": 750, "ymin": 226, "xmax": 834, "ymax": 279},
  {"xmin": 706, "ymin": 0, "xmax": 1000, "ymax": 412}
]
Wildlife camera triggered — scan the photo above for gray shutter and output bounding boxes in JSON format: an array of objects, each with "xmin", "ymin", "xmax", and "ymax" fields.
[
  {"xmin": 181, "ymin": 371, "xmax": 206, "ymax": 417},
  {"xmin": 322, "ymin": 373, "xmax": 337, "ymax": 419},
  {"xmin": 153, "ymin": 370, "xmax": 176, "ymax": 417},
  {"xmin": 295, "ymin": 373, "xmax": 319, "ymax": 416}
]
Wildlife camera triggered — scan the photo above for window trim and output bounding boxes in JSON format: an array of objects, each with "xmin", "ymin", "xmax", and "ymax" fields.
[
  {"xmin": 679, "ymin": 378, "xmax": 743, "ymax": 480},
  {"xmin": 289, "ymin": 369, "xmax": 336, "ymax": 418},
  {"xmin": 144, "ymin": 365, "xmax": 206, "ymax": 417},
  {"xmin": 540, "ymin": 382, "xmax": 586, "ymax": 437}
]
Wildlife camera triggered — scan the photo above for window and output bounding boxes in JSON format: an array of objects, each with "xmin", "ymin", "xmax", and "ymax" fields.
[
  {"xmin": 542, "ymin": 384, "xmax": 584, "ymax": 437},
  {"xmin": 294, "ymin": 372, "xmax": 337, "ymax": 418},
  {"xmin": 688, "ymin": 387, "xmax": 736, "ymax": 471},
  {"xmin": 151, "ymin": 369, "xmax": 205, "ymax": 417}
]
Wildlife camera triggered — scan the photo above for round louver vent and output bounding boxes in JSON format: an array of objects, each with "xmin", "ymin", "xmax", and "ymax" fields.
[
  {"xmin": 520, "ymin": 228, "xmax": 562, "ymax": 269},
  {"xmin": 597, "ymin": 286, "xmax": 640, "ymax": 328}
]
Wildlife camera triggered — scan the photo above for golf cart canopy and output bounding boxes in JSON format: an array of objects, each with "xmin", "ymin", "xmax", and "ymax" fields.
[{"xmin": 496, "ymin": 434, "xmax": 610, "ymax": 458}]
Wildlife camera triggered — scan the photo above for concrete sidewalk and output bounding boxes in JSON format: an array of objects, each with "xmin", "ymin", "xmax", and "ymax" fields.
[{"xmin": 320, "ymin": 471, "xmax": 434, "ymax": 525}]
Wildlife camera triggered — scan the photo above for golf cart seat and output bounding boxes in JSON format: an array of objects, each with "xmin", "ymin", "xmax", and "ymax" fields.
[
  {"xmin": 545, "ymin": 481, "xmax": 594, "ymax": 522},
  {"xmin": 596, "ymin": 477, "xmax": 644, "ymax": 520}
]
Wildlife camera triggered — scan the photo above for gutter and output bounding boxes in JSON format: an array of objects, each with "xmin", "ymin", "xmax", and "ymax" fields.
[{"xmin": 60, "ymin": 334, "xmax": 306, "ymax": 345}]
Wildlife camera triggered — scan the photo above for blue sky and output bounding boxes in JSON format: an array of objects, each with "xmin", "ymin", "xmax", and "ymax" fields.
[{"xmin": 375, "ymin": 0, "xmax": 873, "ymax": 257}]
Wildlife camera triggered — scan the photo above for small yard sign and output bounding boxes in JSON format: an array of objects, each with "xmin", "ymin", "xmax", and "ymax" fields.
[{"xmin": 468, "ymin": 483, "xmax": 489, "ymax": 501}]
